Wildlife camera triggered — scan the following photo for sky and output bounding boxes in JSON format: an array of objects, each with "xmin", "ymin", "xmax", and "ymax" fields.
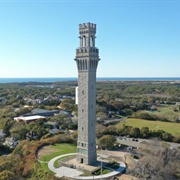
[{"xmin": 0, "ymin": 0, "xmax": 180, "ymax": 78}]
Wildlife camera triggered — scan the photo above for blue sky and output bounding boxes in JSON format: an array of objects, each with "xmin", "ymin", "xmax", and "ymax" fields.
[{"xmin": 0, "ymin": 0, "xmax": 179, "ymax": 78}]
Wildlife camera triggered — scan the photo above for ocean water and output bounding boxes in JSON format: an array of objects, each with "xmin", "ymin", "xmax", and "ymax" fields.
[
  {"xmin": 0, "ymin": 78, "xmax": 77, "ymax": 83},
  {"xmin": 0, "ymin": 77, "xmax": 180, "ymax": 83}
]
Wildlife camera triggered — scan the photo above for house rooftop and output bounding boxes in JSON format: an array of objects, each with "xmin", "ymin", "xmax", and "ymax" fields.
[
  {"xmin": 44, "ymin": 121, "xmax": 57, "ymax": 126},
  {"xmin": 23, "ymin": 108, "xmax": 59, "ymax": 117},
  {"xmin": 5, "ymin": 137, "xmax": 18, "ymax": 143},
  {"xmin": 31, "ymin": 108, "xmax": 58, "ymax": 114},
  {"xmin": 14, "ymin": 115, "xmax": 45, "ymax": 122},
  {"xmin": 0, "ymin": 130, "xmax": 6, "ymax": 138},
  {"xmin": 49, "ymin": 129, "xmax": 60, "ymax": 134}
]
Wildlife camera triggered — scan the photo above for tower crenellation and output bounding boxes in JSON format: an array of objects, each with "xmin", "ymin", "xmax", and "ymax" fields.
[{"xmin": 79, "ymin": 22, "xmax": 96, "ymax": 29}]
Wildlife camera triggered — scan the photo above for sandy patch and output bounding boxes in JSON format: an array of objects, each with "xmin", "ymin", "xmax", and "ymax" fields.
[
  {"xmin": 118, "ymin": 174, "xmax": 139, "ymax": 180},
  {"xmin": 124, "ymin": 154, "xmax": 135, "ymax": 170},
  {"xmin": 100, "ymin": 150, "xmax": 135, "ymax": 171},
  {"xmin": 37, "ymin": 145, "xmax": 58, "ymax": 159}
]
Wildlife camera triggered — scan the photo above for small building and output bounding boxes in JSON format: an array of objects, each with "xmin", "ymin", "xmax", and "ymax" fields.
[
  {"xmin": 23, "ymin": 108, "xmax": 59, "ymax": 117},
  {"xmin": 59, "ymin": 110, "xmax": 72, "ymax": 116},
  {"xmin": 49, "ymin": 129, "xmax": 60, "ymax": 134},
  {"xmin": 0, "ymin": 130, "xmax": 6, "ymax": 141},
  {"xmin": 0, "ymin": 97, "xmax": 7, "ymax": 104},
  {"xmin": 4, "ymin": 137, "xmax": 18, "ymax": 149},
  {"xmin": 44, "ymin": 121, "xmax": 60, "ymax": 134},
  {"xmin": 44, "ymin": 121, "xmax": 59, "ymax": 129},
  {"xmin": 14, "ymin": 115, "xmax": 45, "ymax": 123},
  {"xmin": 26, "ymin": 131, "xmax": 38, "ymax": 140}
]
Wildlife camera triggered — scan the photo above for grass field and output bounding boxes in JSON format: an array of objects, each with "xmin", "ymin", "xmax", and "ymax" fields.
[
  {"xmin": 40, "ymin": 143, "xmax": 76, "ymax": 161},
  {"xmin": 153, "ymin": 105, "xmax": 180, "ymax": 122},
  {"xmin": 54, "ymin": 155, "xmax": 76, "ymax": 168},
  {"xmin": 123, "ymin": 118, "xmax": 180, "ymax": 136},
  {"xmin": 39, "ymin": 143, "xmax": 76, "ymax": 172}
]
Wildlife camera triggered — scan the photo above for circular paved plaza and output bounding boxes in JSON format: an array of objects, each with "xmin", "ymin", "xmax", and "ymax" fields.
[{"xmin": 48, "ymin": 153, "xmax": 126, "ymax": 179}]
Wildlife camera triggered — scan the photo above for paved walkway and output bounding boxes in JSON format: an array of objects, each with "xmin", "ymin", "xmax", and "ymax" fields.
[
  {"xmin": 48, "ymin": 153, "xmax": 83, "ymax": 178},
  {"xmin": 48, "ymin": 153, "xmax": 126, "ymax": 179}
]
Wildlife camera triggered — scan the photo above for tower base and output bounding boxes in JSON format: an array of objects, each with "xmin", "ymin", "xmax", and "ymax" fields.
[{"xmin": 76, "ymin": 151, "xmax": 97, "ymax": 165}]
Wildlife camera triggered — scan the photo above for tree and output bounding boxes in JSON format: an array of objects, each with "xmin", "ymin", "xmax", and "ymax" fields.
[
  {"xmin": 111, "ymin": 101, "xmax": 124, "ymax": 110},
  {"xmin": 141, "ymin": 127, "xmax": 150, "ymax": 138},
  {"xmin": 59, "ymin": 98, "xmax": 75, "ymax": 111},
  {"xmin": 15, "ymin": 107, "xmax": 32, "ymax": 116},
  {"xmin": 98, "ymin": 135, "xmax": 116, "ymax": 149},
  {"xmin": 96, "ymin": 104, "xmax": 107, "ymax": 114},
  {"xmin": 129, "ymin": 127, "xmax": 140, "ymax": 138},
  {"xmin": 96, "ymin": 111, "xmax": 108, "ymax": 120},
  {"xmin": 116, "ymin": 124, "xmax": 126, "ymax": 135},
  {"xmin": 124, "ymin": 108, "xmax": 133, "ymax": 116},
  {"xmin": 122, "ymin": 126, "xmax": 132, "ymax": 136},
  {"xmin": 148, "ymin": 97, "xmax": 156, "ymax": 103},
  {"xmin": 162, "ymin": 132, "xmax": 173, "ymax": 142},
  {"xmin": 68, "ymin": 123, "xmax": 77, "ymax": 130},
  {"xmin": 137, "ymin": 111, "xmax": 156, "ymax": 120},
  {"xmin": 96, "ymin": 123, "xmax": 107, "ymax": 138},
  {"xmin": 0, "ymin": 170, "xmax": 15, "ymax": 180},
  {"xmin": 12, "ymin": 127, "xmax": 29, "ymax": 140},
  {"xmin": 10, "ymin": 121, "xmax": 29, "ymax": 140},
  {"xmin": 28, "ymin": 120, "xmax": 48, "ymax": 139},
  {"xmin": 44, "ymin": 99, "xmax": 60, "ymax": 106},
  {"xmin": 3, "ymin": 119, "xmax": 14, "ymax": 136}
]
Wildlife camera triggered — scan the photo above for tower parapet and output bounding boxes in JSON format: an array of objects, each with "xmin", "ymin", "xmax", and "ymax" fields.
[{"xmin": 79, "ymin": 22, "xmax": 96, "ymax": 29}]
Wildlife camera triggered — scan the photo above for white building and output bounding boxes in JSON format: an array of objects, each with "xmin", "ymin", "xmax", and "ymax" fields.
[
  {"xmin": 14, "ymin": 115, "xmax": 45, "ymax": 123},
  {"xmin": 75, "ymin": 86, "xmax": 78, "ymax": 104}
]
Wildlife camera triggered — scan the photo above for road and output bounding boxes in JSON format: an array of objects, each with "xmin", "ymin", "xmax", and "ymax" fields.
[{"xmin": 116, "ymin": 136, "xmax": 180, "ymax": 149}]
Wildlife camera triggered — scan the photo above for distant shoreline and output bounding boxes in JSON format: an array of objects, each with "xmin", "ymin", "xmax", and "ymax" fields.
[{"xmin": 0, "ymin": 77, "xmax": 180, "ymax": 83}]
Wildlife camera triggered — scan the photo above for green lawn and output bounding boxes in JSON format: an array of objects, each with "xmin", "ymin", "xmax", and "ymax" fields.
[
  {"xmin": 124, "ymin": 118, "xmax": 180, "ymax": 136},
  {"xmin": 39, "ymin": 143, "xmax": 76, "ymax": 172},
  {"xmin": 153, "ymin": 105, "xmax": 180, "ymax": 122},
  {"xmin": 39, "ymin": 161, "xmax": 53, "ymax": 173},
  {"xmin": 54, "ymin": 155, "xmax": 76, "ymax": 168},
  {"xmin": 40, "ymin": 143, "xmax": 76, "ymax": 161}
]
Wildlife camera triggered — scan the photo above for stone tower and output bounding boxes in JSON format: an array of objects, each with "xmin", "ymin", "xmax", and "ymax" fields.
[{"xmin": 75, "ymin": 22, "xmax": 100, "ymax": 165}]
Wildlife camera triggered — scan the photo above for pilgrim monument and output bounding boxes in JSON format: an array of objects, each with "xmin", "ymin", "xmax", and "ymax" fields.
[{"xmin": 75, "ymin": 23, "xmax": 100, "ymax": 165}]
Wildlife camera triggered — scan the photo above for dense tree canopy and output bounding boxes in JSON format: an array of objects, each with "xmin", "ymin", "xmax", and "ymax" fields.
[
  {"xmin": 128, "ymin": 146, "xmax": 180, "ymax": 180},
  {"xmin": 98, "ymin": 135, "xmax": 117, "ymax": 149},
  {"xmin": 0, "ymin": 80, "xmax": 180, "ymax": 179}
]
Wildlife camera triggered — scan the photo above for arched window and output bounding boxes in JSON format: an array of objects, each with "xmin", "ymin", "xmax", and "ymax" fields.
[
  {"xmin": 80, "ymin": 61, "xmax": 82, "ymax": 70},
  {"xmin": 90, "ymin": 36, "xmax": 93, "ymax": 47},
  {"xmin": 85, "ymin": 60, "xmax": 87, "ymax": 70},
  {"xmin": 82, "ymin": 36, "xmax": 86, "ymax": 47},
  {"xmin": 83, "ymin": 60, "xmax": 85, "ymax": 70}
]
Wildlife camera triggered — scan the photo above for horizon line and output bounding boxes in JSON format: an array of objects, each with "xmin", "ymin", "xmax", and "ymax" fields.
[{"xmin": 0, "ymin": 77, "xmax": 180, "ymax": 78}]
